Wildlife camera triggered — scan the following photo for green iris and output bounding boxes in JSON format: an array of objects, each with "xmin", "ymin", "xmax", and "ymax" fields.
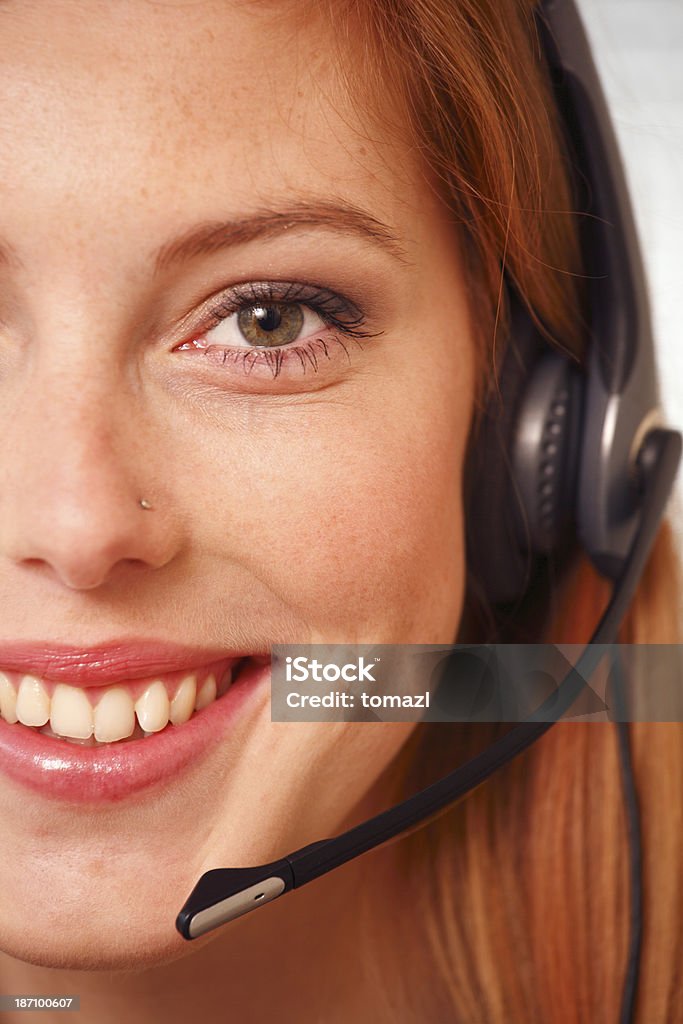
[{"xmin": 236, "ymin": 303, "xmax": 304, "ymax": 347}]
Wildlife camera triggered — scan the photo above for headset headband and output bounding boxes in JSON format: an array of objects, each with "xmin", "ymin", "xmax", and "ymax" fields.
[
  {"xmin": 537, "ymin": 0, "xmax": 661, "ymax": 579},
  {"xmin": 466, "ymin": 0, "xmax": 664, "ymax": 605}
]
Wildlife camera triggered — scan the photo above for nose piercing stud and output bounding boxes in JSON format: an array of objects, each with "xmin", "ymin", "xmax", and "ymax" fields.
[{"xmin": 139, "ymin": 499, "xmax": 153, "ymax": 510}]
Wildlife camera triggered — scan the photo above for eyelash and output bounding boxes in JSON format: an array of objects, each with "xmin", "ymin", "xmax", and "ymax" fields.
[{"xmin": 182, "ymin": 280, "xmax": 379, "ymax": 379}]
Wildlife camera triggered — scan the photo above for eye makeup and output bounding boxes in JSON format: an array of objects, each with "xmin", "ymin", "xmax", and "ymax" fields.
[{"xmin": 173, "ymin": 279, "xmax": 382, "ymax": 381}]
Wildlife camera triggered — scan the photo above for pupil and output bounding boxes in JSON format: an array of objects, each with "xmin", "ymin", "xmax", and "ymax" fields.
[{"xmin": 254, "ymin": 305, "xmax": 281, "ymax": 332}]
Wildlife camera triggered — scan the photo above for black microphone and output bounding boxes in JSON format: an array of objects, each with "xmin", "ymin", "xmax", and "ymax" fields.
[{"xmin": 176, "ymin": 428, "xmax": 681, "ymax": 942}]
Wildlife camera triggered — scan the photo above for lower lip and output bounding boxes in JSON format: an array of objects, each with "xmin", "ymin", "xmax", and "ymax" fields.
[{"xmin": 0, "ymin": 659, "xmax": 270, "ymax": 804}]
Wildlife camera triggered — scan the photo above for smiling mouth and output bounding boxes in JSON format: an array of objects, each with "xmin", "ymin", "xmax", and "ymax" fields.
[{"xmin": 0, "ymin": 657, "xmax": 257, "ymax": 746}]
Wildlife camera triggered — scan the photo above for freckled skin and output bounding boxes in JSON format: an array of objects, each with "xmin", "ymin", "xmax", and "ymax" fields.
[{"xmin": 0, "ymin": 0, "xmax": 476, "ymax": 1018}]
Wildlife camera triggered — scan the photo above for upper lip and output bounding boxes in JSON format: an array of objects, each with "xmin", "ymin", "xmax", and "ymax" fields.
[{"xmin": 0, "ymin": 639, "xmax": 251, "ymax": 685}]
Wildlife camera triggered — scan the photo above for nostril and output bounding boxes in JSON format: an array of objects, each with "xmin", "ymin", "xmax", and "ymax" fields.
[
  {"xmin": 16, "ymin": 555, "xmax": 150, "ymax": 592},
  {"xmin": 0, "ymin": 471, "xmax": 182, "ymax": 590}
]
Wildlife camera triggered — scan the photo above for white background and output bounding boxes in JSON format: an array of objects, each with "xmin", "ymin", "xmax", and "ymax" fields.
[{"xmin": 576, "ymin": 0, "xmax": 682, "ymax": 531}]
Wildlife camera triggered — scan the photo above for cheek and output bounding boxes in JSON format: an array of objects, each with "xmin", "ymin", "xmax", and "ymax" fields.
[
  {"xmin": 190, "ymin": 342, "xmax": 474, "ymax": 644},
  {"xmin": 289, "ymin": 425, "xmax": 464, "ymax": 639}
]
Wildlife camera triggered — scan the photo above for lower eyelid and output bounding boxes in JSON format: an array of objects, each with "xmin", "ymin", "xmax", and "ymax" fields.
[{"xmin": 176, "ymin": 332, "xmax": 365, "ymax": 382}]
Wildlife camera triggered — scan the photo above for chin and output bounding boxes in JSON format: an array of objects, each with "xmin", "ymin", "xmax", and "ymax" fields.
[
  {"xmin": 1, "ymin": 835, "xmax": 211, "ymax": 972},
  {"xmin": 1, "ymin": 890, "xmax": 192, "ymax": 972}
]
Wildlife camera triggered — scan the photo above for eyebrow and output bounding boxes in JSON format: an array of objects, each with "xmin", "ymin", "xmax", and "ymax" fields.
[
  {"xmin": 0, "ymin": 200, "xmax": 409, "ymax": 274},
  {"xmin": 152, "ymin": 201, "xmax": 409, "ymax": 275}
]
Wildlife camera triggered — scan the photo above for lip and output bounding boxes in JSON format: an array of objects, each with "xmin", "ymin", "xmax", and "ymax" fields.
[
  {"xmin": 0, "ymin": 639, "xmax": 258, "ymax": 685},
  {"xmin": 0, "ymin": 657, "xmax": 271, "ymax": 803}
]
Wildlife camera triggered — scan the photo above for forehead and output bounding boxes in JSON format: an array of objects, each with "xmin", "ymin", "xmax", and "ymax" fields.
[{"xmin": 0, "ymin": 0, "xmax": 417, "ymax": 236}]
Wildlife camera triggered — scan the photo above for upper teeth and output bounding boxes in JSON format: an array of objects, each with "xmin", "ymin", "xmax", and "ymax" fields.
[{"xmin": 0, "ymin": 668, "xmax": 230, "ymax": 745}]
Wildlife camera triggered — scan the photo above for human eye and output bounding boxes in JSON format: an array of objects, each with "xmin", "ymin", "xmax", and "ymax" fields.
[{"xmin": 172, "ymin": 280, "xmax": 377, "ymax": 382}]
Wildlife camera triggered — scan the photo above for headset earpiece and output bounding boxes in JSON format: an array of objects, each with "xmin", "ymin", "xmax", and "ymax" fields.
[
  {"xmin": 465, "ymin": 283, "xmax": 583, "ymax": 606},
  {"xmin": 512, "ymin": 345, "xmax": 582, "ymax": 556}
]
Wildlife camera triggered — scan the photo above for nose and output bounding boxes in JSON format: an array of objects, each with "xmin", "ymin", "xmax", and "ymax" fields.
[{"xmin": 0, "ymin": 369, "xmax": 180, "ymax": 591}]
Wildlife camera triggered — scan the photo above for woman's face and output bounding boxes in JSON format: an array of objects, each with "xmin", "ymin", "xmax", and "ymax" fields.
[{"xmin": 0, "ymin": 0, "xmax": 475, "ymax": 967}]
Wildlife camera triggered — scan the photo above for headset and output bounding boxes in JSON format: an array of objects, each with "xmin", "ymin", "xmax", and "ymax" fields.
[{"xmin": 175, "ymin": 2, "xmax": 682, "ymax": 1021}]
